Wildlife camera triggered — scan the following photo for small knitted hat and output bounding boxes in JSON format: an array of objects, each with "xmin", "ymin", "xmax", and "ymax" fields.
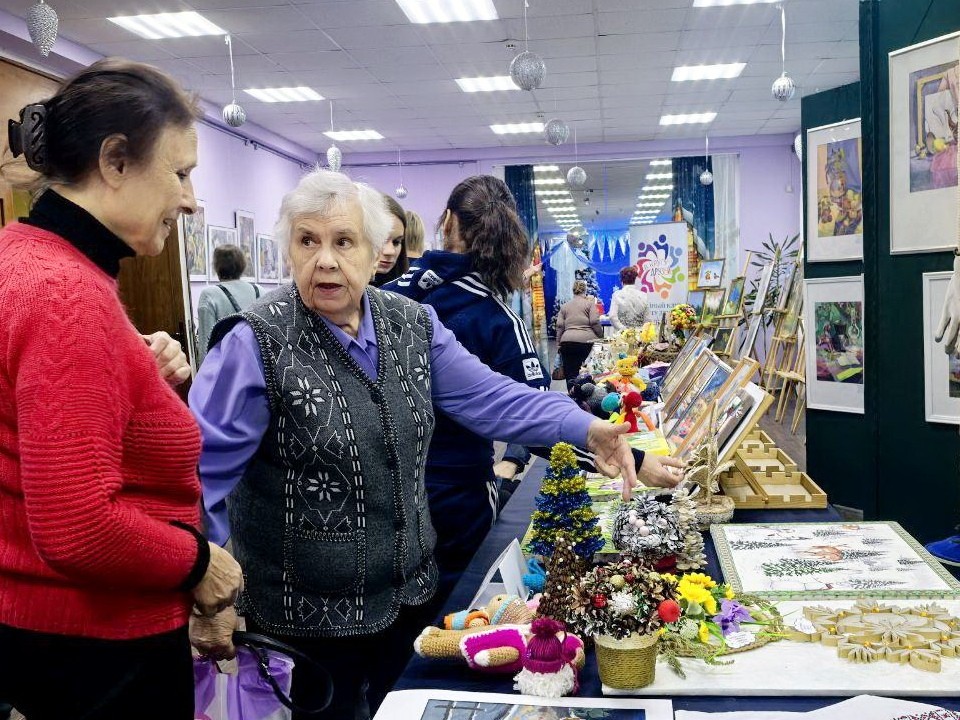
[
  {"xmin": 513, "ymin": 618, "xmax": 581, "ymax": 698},
  {"xmin": 524, "ymin": 617, "xmax": 566, "ymax": 674}
]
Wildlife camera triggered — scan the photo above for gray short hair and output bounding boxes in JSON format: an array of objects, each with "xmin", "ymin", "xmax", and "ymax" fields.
[{"xmin": 274, "ymin": 168, "xmax": 392, "ymax": 254}]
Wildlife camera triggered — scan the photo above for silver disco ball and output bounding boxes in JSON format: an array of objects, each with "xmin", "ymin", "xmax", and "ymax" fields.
[
  {"xmin": 772, "ymin": 72, "xmax": 796, "ymax": 102},
  {"xmin": 566, "ymin": 165, "xmax": 587, "ymax": 188},
  {"xmin": 509, "ymin": 50, "xmax": 546, "ymax": 91},
  {"xmin": 794, "ymin": 133, "xmax": 803, "ymax": 161},
  {"xmin": 222, "ymin": 103, "xmax": 246, "ymax": 128},
  {"xmin": 395, "ymin": 184, "xmax": 408, "ymax": 199},
  {"xmin": 567, "ymin": 225, "xmax": 587, "ymax": 249},
  {"xmin": 544, "ymin": 118, "xmax": 570, "ymax": 146},
  {"xmin": 26, "ymin": 1, "xmax": 58, "ymax": 57},
  {"xmin": 326, "ymin": 145, "xmax": 342, "ymax": 172},
  {"xmin": 699, "ymin": 169, "xmax": 714, "ymax": 186}
]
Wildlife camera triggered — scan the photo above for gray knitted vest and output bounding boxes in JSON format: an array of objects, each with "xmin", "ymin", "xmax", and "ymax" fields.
[{"xmin": 224, "ymin": 285, "xmax": 437, "ymax": 637}]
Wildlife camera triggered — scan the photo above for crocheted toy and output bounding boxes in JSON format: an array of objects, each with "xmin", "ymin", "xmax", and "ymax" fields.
[
  {"xmin": 609, "ymin": 356, "xmax": 647, "ymax": 394},
  {"xmin": 621, "ymin": 390, "xmax": 655, "ymax": 432},
  {"xmin": 442, "ymin": 594, "xmax": 534, "ymax": 630},
  {"xmin": 414, "ymin": 622, "xmax": 586, "ymax": 676},
  {"xmin": 513, "ymin": 618, "xmax": 582, "ymax": 698}
]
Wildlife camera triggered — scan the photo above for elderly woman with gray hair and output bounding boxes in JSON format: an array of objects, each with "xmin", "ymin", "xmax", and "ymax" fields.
[{"xmin": 188, "ymin": 169, "xmax": 642, "ymax": 719}]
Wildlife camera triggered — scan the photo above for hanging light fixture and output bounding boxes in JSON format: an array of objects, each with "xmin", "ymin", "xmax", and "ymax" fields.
[
  {"xmin": 395, "ymin": 149, "xmax": 408, "ymax": 199},
  {"xmin": 221, "ymin": 35, "xmax": 247, "ymax": 127},
  {"xmin": 326, "ymin": 101, "xmax": 342, "ymax": 172},
  {"xmin": 509, "ymin": 1, "xmax": 545, "ymax": 91},
  {"xmin": 699, "ymin": 135, "xmax": 713, "ymax": 186},
  {"xmin": 544, "ymin": 118, "xmax": 569, "ymax": 146},
  {"xmin": 771, "ymin": 4, "xmax": 796, "ymax": 102},
  {"xmin": 26, "ymin": 0, "xmax": 58, "ymax": 57},
  {"xmin": 567, "ymin": 127, "xmax": 587, "ymax": 188}
]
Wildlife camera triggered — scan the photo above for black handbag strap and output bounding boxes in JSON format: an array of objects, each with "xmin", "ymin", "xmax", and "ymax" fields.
[
  {"xmin": 217, "ymin": 283, "xmax": 243, "ymax": 313},
  {"xmin": 232, "ymin": 630, "xmax": 333, "ymax": 716}
]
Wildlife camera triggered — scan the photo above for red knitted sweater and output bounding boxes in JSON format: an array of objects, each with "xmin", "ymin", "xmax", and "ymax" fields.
[{"xmin": 0, "ymin": 222, "xmax": 203, "ymax": 640}]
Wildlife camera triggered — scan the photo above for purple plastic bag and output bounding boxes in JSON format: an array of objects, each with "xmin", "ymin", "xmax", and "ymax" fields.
[{"xmin": 194, "ymin": 648, "xmax": 294, "ymax": 720}]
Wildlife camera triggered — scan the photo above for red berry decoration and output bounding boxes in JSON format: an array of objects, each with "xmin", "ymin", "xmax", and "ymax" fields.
[
  {"xmin": 592, "ymin": 594, "xmax": 608, "ymax": 609},
  {"xmin": 657, "ymin": 599, "xmax": 681, "ymax": 623}
]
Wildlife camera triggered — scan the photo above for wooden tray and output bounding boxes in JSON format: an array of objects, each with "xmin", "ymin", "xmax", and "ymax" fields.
[{"xmin": 718, "ymin": 465, "xmax": 766, "ymax": 509}]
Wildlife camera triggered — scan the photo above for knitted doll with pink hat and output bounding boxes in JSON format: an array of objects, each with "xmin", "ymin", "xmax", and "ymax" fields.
[{"xmin": 513, "ymin": 617, "xmax": 582, "ymax": 698}]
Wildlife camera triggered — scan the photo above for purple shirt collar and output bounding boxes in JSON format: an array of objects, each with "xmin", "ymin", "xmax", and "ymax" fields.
[{"xmin": 316, "ymin": 291, "xmax": 379, "ymax": 380}]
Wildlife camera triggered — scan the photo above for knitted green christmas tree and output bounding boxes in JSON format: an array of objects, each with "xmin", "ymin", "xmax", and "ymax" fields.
[{"xmin": 526, "ymin": 442, "xmax": 604, "ymax": 560}]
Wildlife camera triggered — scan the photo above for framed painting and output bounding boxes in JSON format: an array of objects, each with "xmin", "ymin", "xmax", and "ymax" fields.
[
  {"xmin": 700, "ymin": 288, "xmax": 726, "ymax": 325},
  {"xmin": 688, "ymin": 289, "xmax": 706, "ymax": 319},
  {"xmin": 779, "ymin": 263, "xmax": 804, "ymax": 338},
  {"xmin": 806, "ymin": 119, "xmax": 864, "ymax": 262},
  {"xmin": 923, "ymin": 271, "xmax": 960, "ymax": 424},
  {"xmin": 181, "ymin": 200, "xmax": 207, "ymax": 281},
  {"xmin": 804, "ymin": 275, "xmax": 865, "ymax": 414},
  {"xmin": 721, "ymin": 276, "xmax": 746, "ymax": 316},
  {"xmin": 889, "ymin": 31, "xmax": 960, "ymax": 254},
  {"xmin": 235, "ymin": 210, "xmax": 257, "ymax": 280},
  {"xmin": 256, "ymin": 233, "xmax": 281, "ymax": 284},
  {"xmin": 740, "ymin": 262, "xmax": 775, "ymax": 359},
  {"xmin": 697, "ymin": 258, "xmax": 725, "ymax": 288},
  {"xmin": 660, "ymin": 335, "xmax": 710, "ymax": 403},
  {"xmin": 662, "ymin": 352, "xmax": 733, "ymax": 439},
  {"xmin": 207, "ymin": 225, "xmax": 238, "ymax": 280},
  {"xmin": 713, "ymin": 325, "xmax": 736, "ymax": 356}
]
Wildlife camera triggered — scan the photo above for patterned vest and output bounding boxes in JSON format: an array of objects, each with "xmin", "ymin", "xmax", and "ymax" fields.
[{"xmin": 222, "ymin": 285, "xmax": 437, "ymax": 637}]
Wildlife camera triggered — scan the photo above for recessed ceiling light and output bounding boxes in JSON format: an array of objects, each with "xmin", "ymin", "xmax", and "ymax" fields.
[
  {"xmin": 646, "ymin": 173, "xmax": 674, "ymax": 180},
  {"xmin": 536, "ymin": 190, "xmax": 570, "ymax": 196},
  {"xmin": 324, "ymin": 130, "xmax": 384, "ymax": 141},
  {"xmin": 245, "ymin": 87, "xmax": 324, "ymax": 103},
  {"xmin": 534, "ymin": 165, "xmax": 560, "ymax": 172},
  {"xmin": 642, "ymin": 185, "xmax": 674, "ymax": 191},
  {"xmin": 542, "ymin": 197, "xmax": 573, "ymax": 204},
  {"xmin": 108, "ymin": 11, "xmax": 226, "ymax": 39},
  {"xmin": 649, "ymin": 160, "xmax": 672, "ymax": 166},
  {"xmin": 693, "ymin": 0, "xmax": 779, "ymax": 6},
  {"xmin": 455, "ymin": 76, "xmax": 518, "ymax": 93},
  {"xmin": 491, "ymin": 122, "xmax": 545, "ymax": 134},
  {"xmin": 534, "ymin": 178, "xmax": 566, "ymax": 186},
  {"xmin": 671, "ymin": 63, "xmax": 746, "ymax": 82},
  {"xmin": 396, "ymin": 0, "xmax": 498, "ymax": 23},
  {"xmin": 659, "ymin": 112, "xmax": 717, "ymax": 125}
]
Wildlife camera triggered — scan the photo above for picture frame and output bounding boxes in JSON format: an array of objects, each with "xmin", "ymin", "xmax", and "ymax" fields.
[
  {"xmin": 923, "ymin": 271, "xmax": 960, "ymax": 424},
  {"xmin": 804, "ymin": 275, "xmax": 865, "ymax": 414},
  {"xmin": 662, "ymin": 352, "xmax": 733, "ymax": 438},
  {"xmin": 713, "ymin": 325, "xmax": 736, "ymax": 356},
  {"xmin": 256, "ymin": 233, "xmax": 281, "ymax": 284},
  {"xmin": 806, "ymin": 119, "xmax": 864, "ymax": 262},
  {"xmin": 660, "ymin": 335, "xmax": 710, "ymax": 403},
  {"xmin": 235, "ymin": 210, "xmax": 257, "ymax": 281},
  {"xmin": 740, "ymin": 262, "xmax": 775, "ymax": 359},
  {"xmin": 701, "ymin": 288, "xmax": 726, "ymax": 325},
  {"xmin": 889, "ymin": 31, "xmax": 960, "ymax": 255},
  {"xmin": 181, "ymin": 200, "xmax": 207, "ymax": 281},
  {"xmin": 721, "ymin": 276, "xmax": 746, "ymax": 316},
  {"xmin": 697, "ymin": 258, "xmax": 725, "ymax": 288},
  {"xmin": 207, "ymin": 225, "xmax": 238, "ymax": 280},
  {"xmin": 687, "ymin": 289, "xmax": 706, "ymax": 319},
  {"xmin": 779, "ymin": 263, "xmax": 805, "ymax": 338}
]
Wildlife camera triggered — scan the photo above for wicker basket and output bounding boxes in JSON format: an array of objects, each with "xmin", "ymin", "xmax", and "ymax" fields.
[
  {"xmin": 641, "ymin": 345, "xmax": 680, "ymax": 366},
  {"xmin": 594, "ymin": 632, "xmax": 659, "ymax": 689},
  {"xmin": 693, "ymin": 495, "xmax": 736, "ymax": 530}
]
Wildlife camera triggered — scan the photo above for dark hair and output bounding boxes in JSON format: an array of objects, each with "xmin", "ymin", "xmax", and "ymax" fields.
[
  {"xmin": 213, "ymin": 245, "xmax": 245, "ymax": 281},
  {"xmin": 440, "ymin": 175, "xmax": 528, "ymax": 296},
  {"xmin": 620, "ymin": 266, "xmax": 638, "ymax": 285},
  {"xmin": 372, "ymin": 194, "xmax": 410, "ymax": 287},
  {"xmin": 16, "ymin": 58, "xmax": 198, "ymax": 185}
]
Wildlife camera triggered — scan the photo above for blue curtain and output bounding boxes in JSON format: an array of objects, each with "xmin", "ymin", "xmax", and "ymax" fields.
[
  {"xmin": 672, "ymin": 156, "xmax": 715, "ymax": 257},
  {"xmin": 504, "ymin": 165, "xmax": 538, "ymax": 248}
]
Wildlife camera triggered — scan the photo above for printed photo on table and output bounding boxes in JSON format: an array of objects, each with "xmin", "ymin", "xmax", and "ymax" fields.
[{"xmin": 421, "ymin": 700, "xmax": 648, "ymax": 720}]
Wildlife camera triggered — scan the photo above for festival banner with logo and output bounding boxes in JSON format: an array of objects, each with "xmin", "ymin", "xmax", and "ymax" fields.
[{"xmin": 629, "ymin": 222, "xmax": 689, "ymax": 321}]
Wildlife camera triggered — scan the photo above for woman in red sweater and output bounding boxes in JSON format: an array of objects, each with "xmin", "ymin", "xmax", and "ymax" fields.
[{"xmin": 0, "ymin": 59, "xmax": 242, "ymax": 719}]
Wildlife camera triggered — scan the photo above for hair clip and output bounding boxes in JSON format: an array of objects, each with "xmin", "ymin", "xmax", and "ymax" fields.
[{"xmin": 7, "ymin": 103, "xmax": 48, "ymax": 172}]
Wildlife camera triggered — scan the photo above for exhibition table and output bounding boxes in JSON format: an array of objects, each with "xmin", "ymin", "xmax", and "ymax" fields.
[{"xmin": 395, "ymin": 459, "xmax": 960, "ymax": 712}]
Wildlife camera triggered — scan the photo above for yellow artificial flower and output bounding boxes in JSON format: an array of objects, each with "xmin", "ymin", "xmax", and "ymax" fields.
[
  {"xmin": 698, "ymin": 621, "xmax": 710, "ymax": 643},
  {"xmin": 702, "ymin": 594, "xmax": 718, "ymax": 615},
  {"xmin": 677, "ymin": 578, "xmax": 713, "ymax": 606},
  {"xmin": 658, "ymin": 627, "xmax": 667, "ymax": 636},
  {"xmin": 683, "ymin": 573, "xmax": 717, "ymax": 589},
  {"xmin": 724, "ymin": 585, "xmax": 735, "ymax": 600},
  {"xmin": 660, "ymin": 573, "xmax": 678, "ymax": 586}
]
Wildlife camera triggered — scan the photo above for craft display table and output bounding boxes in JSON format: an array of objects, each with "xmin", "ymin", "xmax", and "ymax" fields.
[{"xmin": 394, "ymin": 460, "xmax": 960, "ymax": 713}]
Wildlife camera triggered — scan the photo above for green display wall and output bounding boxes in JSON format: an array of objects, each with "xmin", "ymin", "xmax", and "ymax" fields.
[{"xmin": 802, "ymin": 0, "xmax": 960, "ymax": 543}]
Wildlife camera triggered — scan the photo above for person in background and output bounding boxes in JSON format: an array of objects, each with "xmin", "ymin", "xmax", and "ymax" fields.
[
  {"xmin": 405, "ymin": 209, "xmax": 425, "ymax": 262},
  {"xmin": 556, "ymin": 278, "xmax": 604, "ymax": 389},
  {"xmin": 370, "ymin": 193, "xmax": 408, "ymax": 286},
  {"xmin": 0, "ymin": 58, "xmax": 242, "ymax": 720},
  {"xmin": 196, "ymin": 244, "xmax": 261, "ymax": 364},
  {"xmin": 609, "ymin": 265, "xmax": 650, "ymax": 331}
]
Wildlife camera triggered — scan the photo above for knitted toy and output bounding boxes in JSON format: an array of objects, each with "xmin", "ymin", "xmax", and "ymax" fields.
[
  {"xmin": 414, "ymin": 622, "xmax": 585, "ymax": 677},
  {"xmin": 609, "ymin": 356, "xmax": 647, "ymax": 394},
  {"xmin": 621, "ymin": 390, "xmax": 655, "ymax": 432},
  {"xmin": 513, "ymin": 618, "xmax": 582, "ymax": 698},
  {"xmin": 442, "ymin": 594, "xmax": 534, "ymax": 630}
]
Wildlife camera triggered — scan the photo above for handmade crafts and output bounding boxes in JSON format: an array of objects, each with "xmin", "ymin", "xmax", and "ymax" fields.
[
  {"xmin": 443, "ymin": 594, "xmax": 534, "ymax": 630},
  {"xmin": 513, "ymin": 618, "xmax": 583, "ymax": 698},
  {"xmin": 786, "ymin": 600, "xmax": 960, "ymax": 673}
]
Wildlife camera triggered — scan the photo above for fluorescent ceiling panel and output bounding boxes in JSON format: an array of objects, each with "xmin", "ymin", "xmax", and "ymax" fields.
[
  {"xmin": 536, "ymin": 190, "xmax": 570, "ymax": 196},
  {"xmin": 646, "ymin": 173, "xmax": 674, "ymax": 180},
  {"xmin": 534, "ymin": 165, "xmax": 560, "ymax": 172},
  {"xmin": 671, "ymin": 63, "xmax": 746, "ymax": 82},
  {"xmin": 660, "ymin": 112, "xmax": 717, "ymax": 125},
  {"xmin": 534, "ymin": 178, "xmax": 566, "ymax": 186},
  {"xmin": 649, "ymin": 160, "xmax": 672, "ymax": 166},
  {"xmin": 490, "ymin": 122, "xmax": 545, "ymax": 134},
  {"xmin": 396, "ymin": 0, "xmax": 498, "ymax": 23},
  {"xmin": 245, "ymin": 87, "xmax": 324, "ymax": 103},
  {"xmin": 642, "ymin": 184, "xmax": 674, "ymax": 191},
  {"xmin": 455, "ymin": 76, "xmax": 518, "ymax": 92},
  {"xmin": 108, "ymin": 12, "xmax": 226, "ymax": 39},
  {"xmin": 324, "ymin": 130, "xmax": 384, "ymax": 141}
]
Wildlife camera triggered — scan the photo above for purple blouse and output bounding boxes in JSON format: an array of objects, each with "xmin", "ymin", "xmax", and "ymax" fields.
[{"xmin": 189, "ymin": 296, "xmax": 594, "ymax": 545}]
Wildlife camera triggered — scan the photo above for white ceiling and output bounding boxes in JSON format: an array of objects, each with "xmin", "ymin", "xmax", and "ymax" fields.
[{"xmin": 0, "ymin": 0, "xmax": 860, "ymax": 153}]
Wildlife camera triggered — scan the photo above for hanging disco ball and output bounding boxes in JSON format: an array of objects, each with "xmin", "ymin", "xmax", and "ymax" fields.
[
  {"xmin": 772, "ymin": 72, "xmax": 796, "ymax": 102},
  {"xmin": 794, "ymin": 133, "xmax": 803, "ymax": 161},
  {"xmin": 566, "ymin": 165, "xmax": 587, "ymax": 188},
  {"xmin": 544, "ymin": 118, "xmax": 570, "ymax": 146},
  {"xmin": 395, "ymin": 184, "xmax": 408, "ymax": 199},
  {"xmin": 699, "ymin": 169, "xmax": 714, "ymax": 186},
  {"xmin": 326, "ymin": 145, "xmax": 342, "ymax": 172},
  {"xmin": 566, "ymin": 225, "xmax": 587, "ymax": 249},
  {"xmin": 26, "ymin": 0, "xmax": 58, "ymax": 57},
  {"xmin": 222, "ymin": 103, "xmax": 246, "ymax": 128},
  {"xmin": 509, "ymin": 50, "xmax": 546, "ymax": 91}
]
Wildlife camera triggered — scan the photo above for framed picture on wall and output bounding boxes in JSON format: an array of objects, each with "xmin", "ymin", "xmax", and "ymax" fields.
[
  {"xmin": 803, "ymin": 275, "xmax": 865, "ymax": 414},
  {"xmin": 257, "ymin": 233, "xmax": 281, "ymax": 284},
  {"xmin": 697, "ymin": 258, "xmax": 725, "ymax": 288},
  {"xmin": 235, "ymin": 210, "xmax": 257, "ymax": 281},
  {"xmin": 889, "ymin": 31, "xmax": 960, "ymax": 254},
  {"xmin": 806, "ymin": 119, "xmax": 864, "ymax": 262},
  {"xmin": 923, "ymin": 271, "xmax": 960, "ymax": 424},
  {"xmin": 181, "ymin": 200, "xmax": 207, "ymax": 281},
  {"xmin": 207, "ymin": 225, "xmax": 238, "ymax": 280}
]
